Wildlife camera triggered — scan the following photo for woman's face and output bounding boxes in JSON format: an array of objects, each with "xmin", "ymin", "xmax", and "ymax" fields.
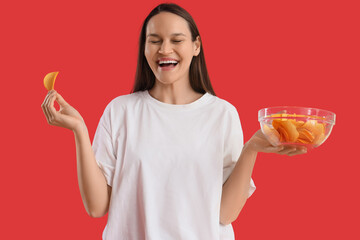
[{"xmin": 145, "ymin": 12, "xmax": 200, "ymax": 86}]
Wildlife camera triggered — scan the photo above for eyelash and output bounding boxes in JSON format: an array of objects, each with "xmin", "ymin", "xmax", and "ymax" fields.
[{"xmin": 149, "ymin": 40, "xmax": 183, "ymax": 44}]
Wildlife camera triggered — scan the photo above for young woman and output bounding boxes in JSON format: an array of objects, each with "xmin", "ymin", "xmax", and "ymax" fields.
[{"xmin": 41, "ymin": 3, "xmax": 306, "ymax": 240}]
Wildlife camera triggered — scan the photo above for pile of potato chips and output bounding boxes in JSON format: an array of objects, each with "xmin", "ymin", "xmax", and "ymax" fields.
[{"xmin": 262, "ymin": 113, "xmax": 326, "ymax": 146}]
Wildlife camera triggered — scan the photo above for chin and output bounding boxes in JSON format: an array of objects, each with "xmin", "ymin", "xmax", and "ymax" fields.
[{"xmin": 156, "ymin": 76, "xmax": 180, "ymax": 85}]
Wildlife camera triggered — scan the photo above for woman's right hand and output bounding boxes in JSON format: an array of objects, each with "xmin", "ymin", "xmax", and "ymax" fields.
[{"xmin": 41, "ymin": 90, "xmax": 85, "ymax": 132}]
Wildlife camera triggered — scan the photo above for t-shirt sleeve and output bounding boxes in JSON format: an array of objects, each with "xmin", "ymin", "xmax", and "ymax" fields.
[
  {"xmin": 92, "ymin": 103, "xmax": 116, "ymax": 187},
  {"xmin": 223, "ymin": 106, "xmax": 256, "ymax": 198}
]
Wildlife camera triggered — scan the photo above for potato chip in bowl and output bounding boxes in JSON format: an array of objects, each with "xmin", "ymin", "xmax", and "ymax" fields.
[{"xmin": 258, "ymin": 107, "xmax": 336, "ymax": 149}]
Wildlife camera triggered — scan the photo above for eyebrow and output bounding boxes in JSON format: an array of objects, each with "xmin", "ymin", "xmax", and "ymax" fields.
[{"xmin": 146, "ymin": 33, "xmax": 186, "ymax": 38}]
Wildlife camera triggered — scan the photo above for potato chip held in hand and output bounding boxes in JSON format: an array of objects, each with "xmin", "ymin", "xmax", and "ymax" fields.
[{"xmin": 43, "ymin": 71, "xmax": 59, "ymax": 90}]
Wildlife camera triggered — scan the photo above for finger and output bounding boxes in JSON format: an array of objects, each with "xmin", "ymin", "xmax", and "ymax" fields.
[
  {"xmin": 41, "ymin": 90, "xmax": 52, "ymax": 106},
  {"xmin": 55, "ymin": 92, "xmax": 69, "ymax": 107},
  {"xmin": 48, "ymin": 92, "xmax": 58, "ymax": 117},
  {"xmin": 287, "ymin": 148, "xmax": 307, "ymax": 156},
  {"xmin": 277, "ymin": 146, "xmax": 297, "ymax": 155},
  {"xmin": 42, "ymin": 91, "xmax": 55, "ymax": 123},
  {"xmin": 44, "ymin": 91, "xmax": 54, "ymax": 124},
  {"xmin": 265, "ymin": 145, "xmax": 284, "ymax": 153},
  {"xmin": 41, "ymin": 94, "xmax": 49, "ymax": 118},
  {"xmin": 41, "ymin": 102, "xmax": 50, "ymax": 123},
  {"xmin": 47, "ymin": 92, "xmax": 59, "ymax": 123},
  {"xmin": 283, "ymin": 146, "xmax": 307, "ymax": 156}
]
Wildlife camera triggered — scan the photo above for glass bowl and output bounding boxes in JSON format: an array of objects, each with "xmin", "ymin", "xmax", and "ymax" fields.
[{"xmin": 258, "ymin": 106, "xmax": 336, "ymax": 149}]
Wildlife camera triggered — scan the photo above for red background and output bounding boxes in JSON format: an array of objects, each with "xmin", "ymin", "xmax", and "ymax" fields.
[{"xmin": 1, "ymin": 0, "xmax": 359, "ymax": 239}]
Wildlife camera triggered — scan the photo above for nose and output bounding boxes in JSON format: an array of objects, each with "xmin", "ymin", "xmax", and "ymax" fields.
[{"xmin": 158, "ymin": 41, "xmax": 173, "ymax": 54}]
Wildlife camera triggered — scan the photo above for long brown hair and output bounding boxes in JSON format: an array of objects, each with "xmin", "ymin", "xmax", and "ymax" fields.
[{"xmin": 131, "ymin": 3, "xmax": 216, "ymax": 96}]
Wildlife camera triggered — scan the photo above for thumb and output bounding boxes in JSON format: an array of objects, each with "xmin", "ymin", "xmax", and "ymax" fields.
[{"xmin": 56, "ymin": 92, "xmax": 69, "ymax": 107}]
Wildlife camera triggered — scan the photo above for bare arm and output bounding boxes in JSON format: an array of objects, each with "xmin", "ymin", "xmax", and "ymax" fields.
[
  {"xmin": 219, "ymin": 130, "xmax": 307, "ymax": 225},
  {"xmin": 220, "ymin": 143, "xmax": 256, "ymax": 225},
  {"xmin": 73, "ymin": 124, "xmax": 111, "ymax": 218},
  {"xmin": 42, "ymin": 90, "xmax": 111, "ymax": 218}
]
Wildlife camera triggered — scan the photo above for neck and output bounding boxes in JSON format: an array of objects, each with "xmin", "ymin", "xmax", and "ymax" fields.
[{"xmin": 148, "ymin": 80, "xmax": 203, "ymax": 105}]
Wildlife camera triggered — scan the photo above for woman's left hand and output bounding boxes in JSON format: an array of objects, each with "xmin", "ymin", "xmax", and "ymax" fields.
[{"xmin": 245, "ymin": 129, "xmax": 307, "ymax": 156}]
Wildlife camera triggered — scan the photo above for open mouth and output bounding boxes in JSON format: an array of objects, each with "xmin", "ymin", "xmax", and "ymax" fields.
[{"xmin": 158, "ymin": 60, "xmax": 179, "ymax": 68}]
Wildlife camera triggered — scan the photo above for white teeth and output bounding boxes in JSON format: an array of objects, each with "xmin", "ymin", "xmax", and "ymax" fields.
[{"xmin": 159, "ymin": 60, "xmax": 178, "ymax": 64}]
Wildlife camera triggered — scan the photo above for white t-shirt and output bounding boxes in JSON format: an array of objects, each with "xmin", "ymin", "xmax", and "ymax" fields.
[{"xmin": 92, "ymin": 90, "xmax": 256, "ymax": 240}]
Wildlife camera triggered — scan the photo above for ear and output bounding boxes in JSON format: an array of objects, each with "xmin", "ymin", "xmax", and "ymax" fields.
[{"xmin": 193, "ymin": 36, "xmax": 201, "ymax": 56}]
